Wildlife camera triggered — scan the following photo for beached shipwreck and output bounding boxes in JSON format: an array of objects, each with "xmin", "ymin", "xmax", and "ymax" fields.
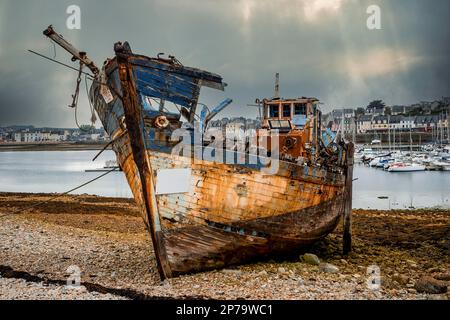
[{"xmin": 41, "ymin": 26, "xmax": 354, "ymax": 279}]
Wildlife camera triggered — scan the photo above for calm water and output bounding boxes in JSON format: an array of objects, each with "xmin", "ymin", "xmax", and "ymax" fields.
[{"xmin": 0, "ymin": 151, "xmax": 449, "ymax": 210}]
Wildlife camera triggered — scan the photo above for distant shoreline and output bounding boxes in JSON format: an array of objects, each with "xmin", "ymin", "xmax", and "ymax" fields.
[{"xmin": 0, "ymin": 142, "xmax": 109, "ymax": 152}]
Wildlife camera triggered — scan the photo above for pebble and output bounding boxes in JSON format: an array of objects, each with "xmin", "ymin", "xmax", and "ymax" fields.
[
  {"xmin": 319, "ymin": 263, "xmax": 340, "ymax": 274},
  {"xmin": 426, "ymin": 267, "xmax": 443, "ymax": 273},
  {"xmin": 222, "ymin": 269, "xmax": 242, "ymax": 275},
  {"xmin": 2, "ymin": 195, "xmax": 448, "ymax": 301},
  {"xmin": 434, "ymin": 274, "xmax": 450, "ymax": 281},
  {"xmin": 392, "ymin": 274, "xmax": 409, "ymax": 286},
  {"xmin": 300, "ymin": 253, "xmax": 321, "ymax": 266},
  {"xmin": 414, "ymin": 276, "xmax": 448, "ymax": 294}
]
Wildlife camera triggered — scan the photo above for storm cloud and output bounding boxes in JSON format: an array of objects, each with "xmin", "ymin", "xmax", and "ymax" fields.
[{"xmin": 0, "ymin": 0, "xmax": 449, "ymax": 127}]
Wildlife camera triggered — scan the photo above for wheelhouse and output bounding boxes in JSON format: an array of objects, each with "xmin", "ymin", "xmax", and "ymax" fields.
[{"xmin": 262, "ymin": 97, "xmax": 320, "ymax": 130}]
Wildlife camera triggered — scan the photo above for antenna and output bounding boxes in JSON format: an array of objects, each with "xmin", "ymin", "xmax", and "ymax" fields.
[{"xmin": 274, "ymin": 73, "xmax": 280, "ymax": 99}]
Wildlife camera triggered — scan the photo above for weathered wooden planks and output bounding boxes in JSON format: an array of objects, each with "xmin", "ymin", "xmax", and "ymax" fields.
[{"xmin": 108, "ymin": 129, "xmax": 347, "ymax": 276}]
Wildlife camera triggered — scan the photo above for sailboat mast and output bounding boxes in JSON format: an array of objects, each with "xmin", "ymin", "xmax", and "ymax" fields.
[
  {"xmin": 388, "ymin": 115, "xmax": 391, "ymax": 152},
  {"xmin": 393, "ymin": 127, "xmax": 396, "ymax": 151},
  {"xmin": 410, "ymin": 125, "xmax": 413, "ymax": 152}
]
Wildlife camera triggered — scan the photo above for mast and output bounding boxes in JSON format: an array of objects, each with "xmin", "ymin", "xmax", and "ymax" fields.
[
  {"xmin": 393, "ymin": 127, "xmax": 395, "ymax": 151},
  {"xmin": 274, "ymin": 73, "xmax": 280, "ymax": 99},
  {"xmin": 352, "ymin": 115, "xmax": 356, "ymax": 143},
  {"xmin": 445, "ymin": 110, "xmax": 450, "ymax": 143},
  {"xmin": 409, "ymin": 125, "xmax": 413, "ymax": 153},
  {"xmin": 388, "ymin": 114, "xmax": 391, "ymax": 152},
  {"xmin": 43, "ymin": 25, "xmax": 99, "ymax": 76}
]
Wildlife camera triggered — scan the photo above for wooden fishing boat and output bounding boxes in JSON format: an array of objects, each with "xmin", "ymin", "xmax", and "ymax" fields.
[{"xmin": 41, "ymin": 26, "xmax": 354, "ymax": 279}]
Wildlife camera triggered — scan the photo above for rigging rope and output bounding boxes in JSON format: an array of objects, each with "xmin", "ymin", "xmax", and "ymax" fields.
[
  {"xmin": 28, "ymin": 50, "xmax": 122, "ymax": 98},
  {"xmin": 50, "ymin": 40, "xmax": 57, "ymax": 59},
  {"xmin": 28, "ymin": 50, "xmax": 94, "ymax": 78}
]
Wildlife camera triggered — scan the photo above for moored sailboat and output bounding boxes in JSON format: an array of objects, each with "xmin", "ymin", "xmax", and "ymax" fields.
[{"xmin": 387, "ymin": 162, "xmax": 426, "ymax": 172}]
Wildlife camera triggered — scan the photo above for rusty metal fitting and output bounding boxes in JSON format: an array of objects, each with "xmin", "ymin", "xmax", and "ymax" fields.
[
  {"xmin": 284, "ymin": 137, "xmax": 297, "ymax": 150},
  {"xmin": 154, "ymin": 115, "xmax": 170, "ymax": 129}
]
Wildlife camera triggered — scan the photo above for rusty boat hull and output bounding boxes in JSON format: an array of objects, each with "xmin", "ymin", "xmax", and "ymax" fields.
[
  {"xmin": 87, "ymin": 45, "xmax": 352, "ymax": 278},
  {"xmin": 97, "ymin": 125, "xmax": 348, "ymax": 276},
  {"xmin": 41, "ymin": 26, "xmax": 353, "ymax": 279}
]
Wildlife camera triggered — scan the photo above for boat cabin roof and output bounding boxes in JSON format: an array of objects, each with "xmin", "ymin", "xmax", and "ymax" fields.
[{"xmin": 263, "ymin": 97, "xmax": 319, "ymax": 105}]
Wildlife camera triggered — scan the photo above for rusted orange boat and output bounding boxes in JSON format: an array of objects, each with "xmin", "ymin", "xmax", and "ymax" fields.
[{"xmin": 41, "ymin": 26, "xmax": 354, "ymax": 279}]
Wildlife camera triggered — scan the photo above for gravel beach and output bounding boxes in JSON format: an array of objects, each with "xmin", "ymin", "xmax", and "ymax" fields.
[{"xmin": 0, "ymin": 192, "xmax": 449, "ymax": 300}]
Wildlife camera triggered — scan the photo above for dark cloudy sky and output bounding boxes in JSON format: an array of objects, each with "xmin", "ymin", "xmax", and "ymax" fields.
[{"xmin": 0, "ymin": 0, "xmax": 449, "ymax": 127}]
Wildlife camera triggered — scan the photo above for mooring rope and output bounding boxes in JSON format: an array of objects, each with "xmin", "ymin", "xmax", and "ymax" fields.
[{"xmin": 0, "ymin": 167, "xmax": 119, "ymax": 219}]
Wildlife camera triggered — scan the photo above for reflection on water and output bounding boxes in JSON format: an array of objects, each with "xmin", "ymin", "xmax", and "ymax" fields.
[
  {"xmin": 353, "ymin": 164, "xmax": 449, "ymax": 210},
  {"xmin": 0, "ymin": 150, "xmax": 131, "ymax": 198},
  {"xmin": 0, "ymin": 151, "xmax": 449, "ymax": 210}
]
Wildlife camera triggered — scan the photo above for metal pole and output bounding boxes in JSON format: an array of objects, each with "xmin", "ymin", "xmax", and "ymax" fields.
[{"xmin": 274, "ymin": 73, "xmax": 280, "ymax": 99}]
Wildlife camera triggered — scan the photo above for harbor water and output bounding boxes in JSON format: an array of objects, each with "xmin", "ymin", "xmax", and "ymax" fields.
[{"xmin": 0, "ymin": 150, "xmax": 449, "ymax": 210}]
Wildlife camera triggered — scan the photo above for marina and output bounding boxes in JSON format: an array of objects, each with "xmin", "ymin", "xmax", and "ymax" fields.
[{"xmin": 357, "ymin": 145, "xmax": 450, "ymax": 172}]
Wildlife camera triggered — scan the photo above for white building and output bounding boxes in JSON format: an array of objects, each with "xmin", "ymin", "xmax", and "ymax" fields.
[
  {"xmin": 14, "ymin": 132, "xmax": 22, "ymax": 142},
  {"xmin": 399, "ymin": 116, "xmax": 416, "ymax": 130},
  {"xmin": 23, "ymin": 131, "xmax": 42, "ymax": 142},
  {"xmin": 371, "ymin": 116, "xmax": 389, "ymax": 131},
  {"xmin": 12, "ymin": 130, "xmax": 66, "ymax": 143},
  {"xmin": 356, "ymin": 115, "xmax": 372, "ymax": 133}
]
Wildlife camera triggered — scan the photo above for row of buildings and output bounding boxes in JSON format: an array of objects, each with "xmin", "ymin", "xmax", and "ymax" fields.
[
  {"xmin": 2, "ymin": 98, "xmax": 449, "ymax": 144},
  {"xmin": 355, "ymin": 114, "xmax": 448, "ymax": 134},
  {"xmin": 0, "ymin": 126, "xmax": 108, "ymax": 144},
  {"xmin": 324, "ymin": 98, "xmax": 450, "ymax": 134}
]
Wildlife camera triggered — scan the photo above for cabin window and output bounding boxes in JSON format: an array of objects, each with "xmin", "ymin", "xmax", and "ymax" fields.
[
  {"xmin": 282, "ymin": 104, "xmax": 291, "ymax": 118},
  {"xmin": 294, "ymin": 103, "xmax": 306, "ymax": 115},
  {"xmin": 269, "ymin": 105, "xmax": 279, "ymax": 118},
  {"xmin": 269, "ymin": 120, "xmax": 291, "ymax": 131}
]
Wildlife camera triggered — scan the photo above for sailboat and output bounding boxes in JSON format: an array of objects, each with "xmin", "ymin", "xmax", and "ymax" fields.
[
  {"xmin": 387, "ymin": 162, "xmax": 426, "ymax": 172},
  {"xmin": 39, "ymin": 26, "xmax": 354, "ymax": 279}
]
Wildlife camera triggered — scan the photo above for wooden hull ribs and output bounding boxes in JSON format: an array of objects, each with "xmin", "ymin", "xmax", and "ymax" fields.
[{"xmin": 42, "ymin": 27, "xmax": 354, "ymax": 279}]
